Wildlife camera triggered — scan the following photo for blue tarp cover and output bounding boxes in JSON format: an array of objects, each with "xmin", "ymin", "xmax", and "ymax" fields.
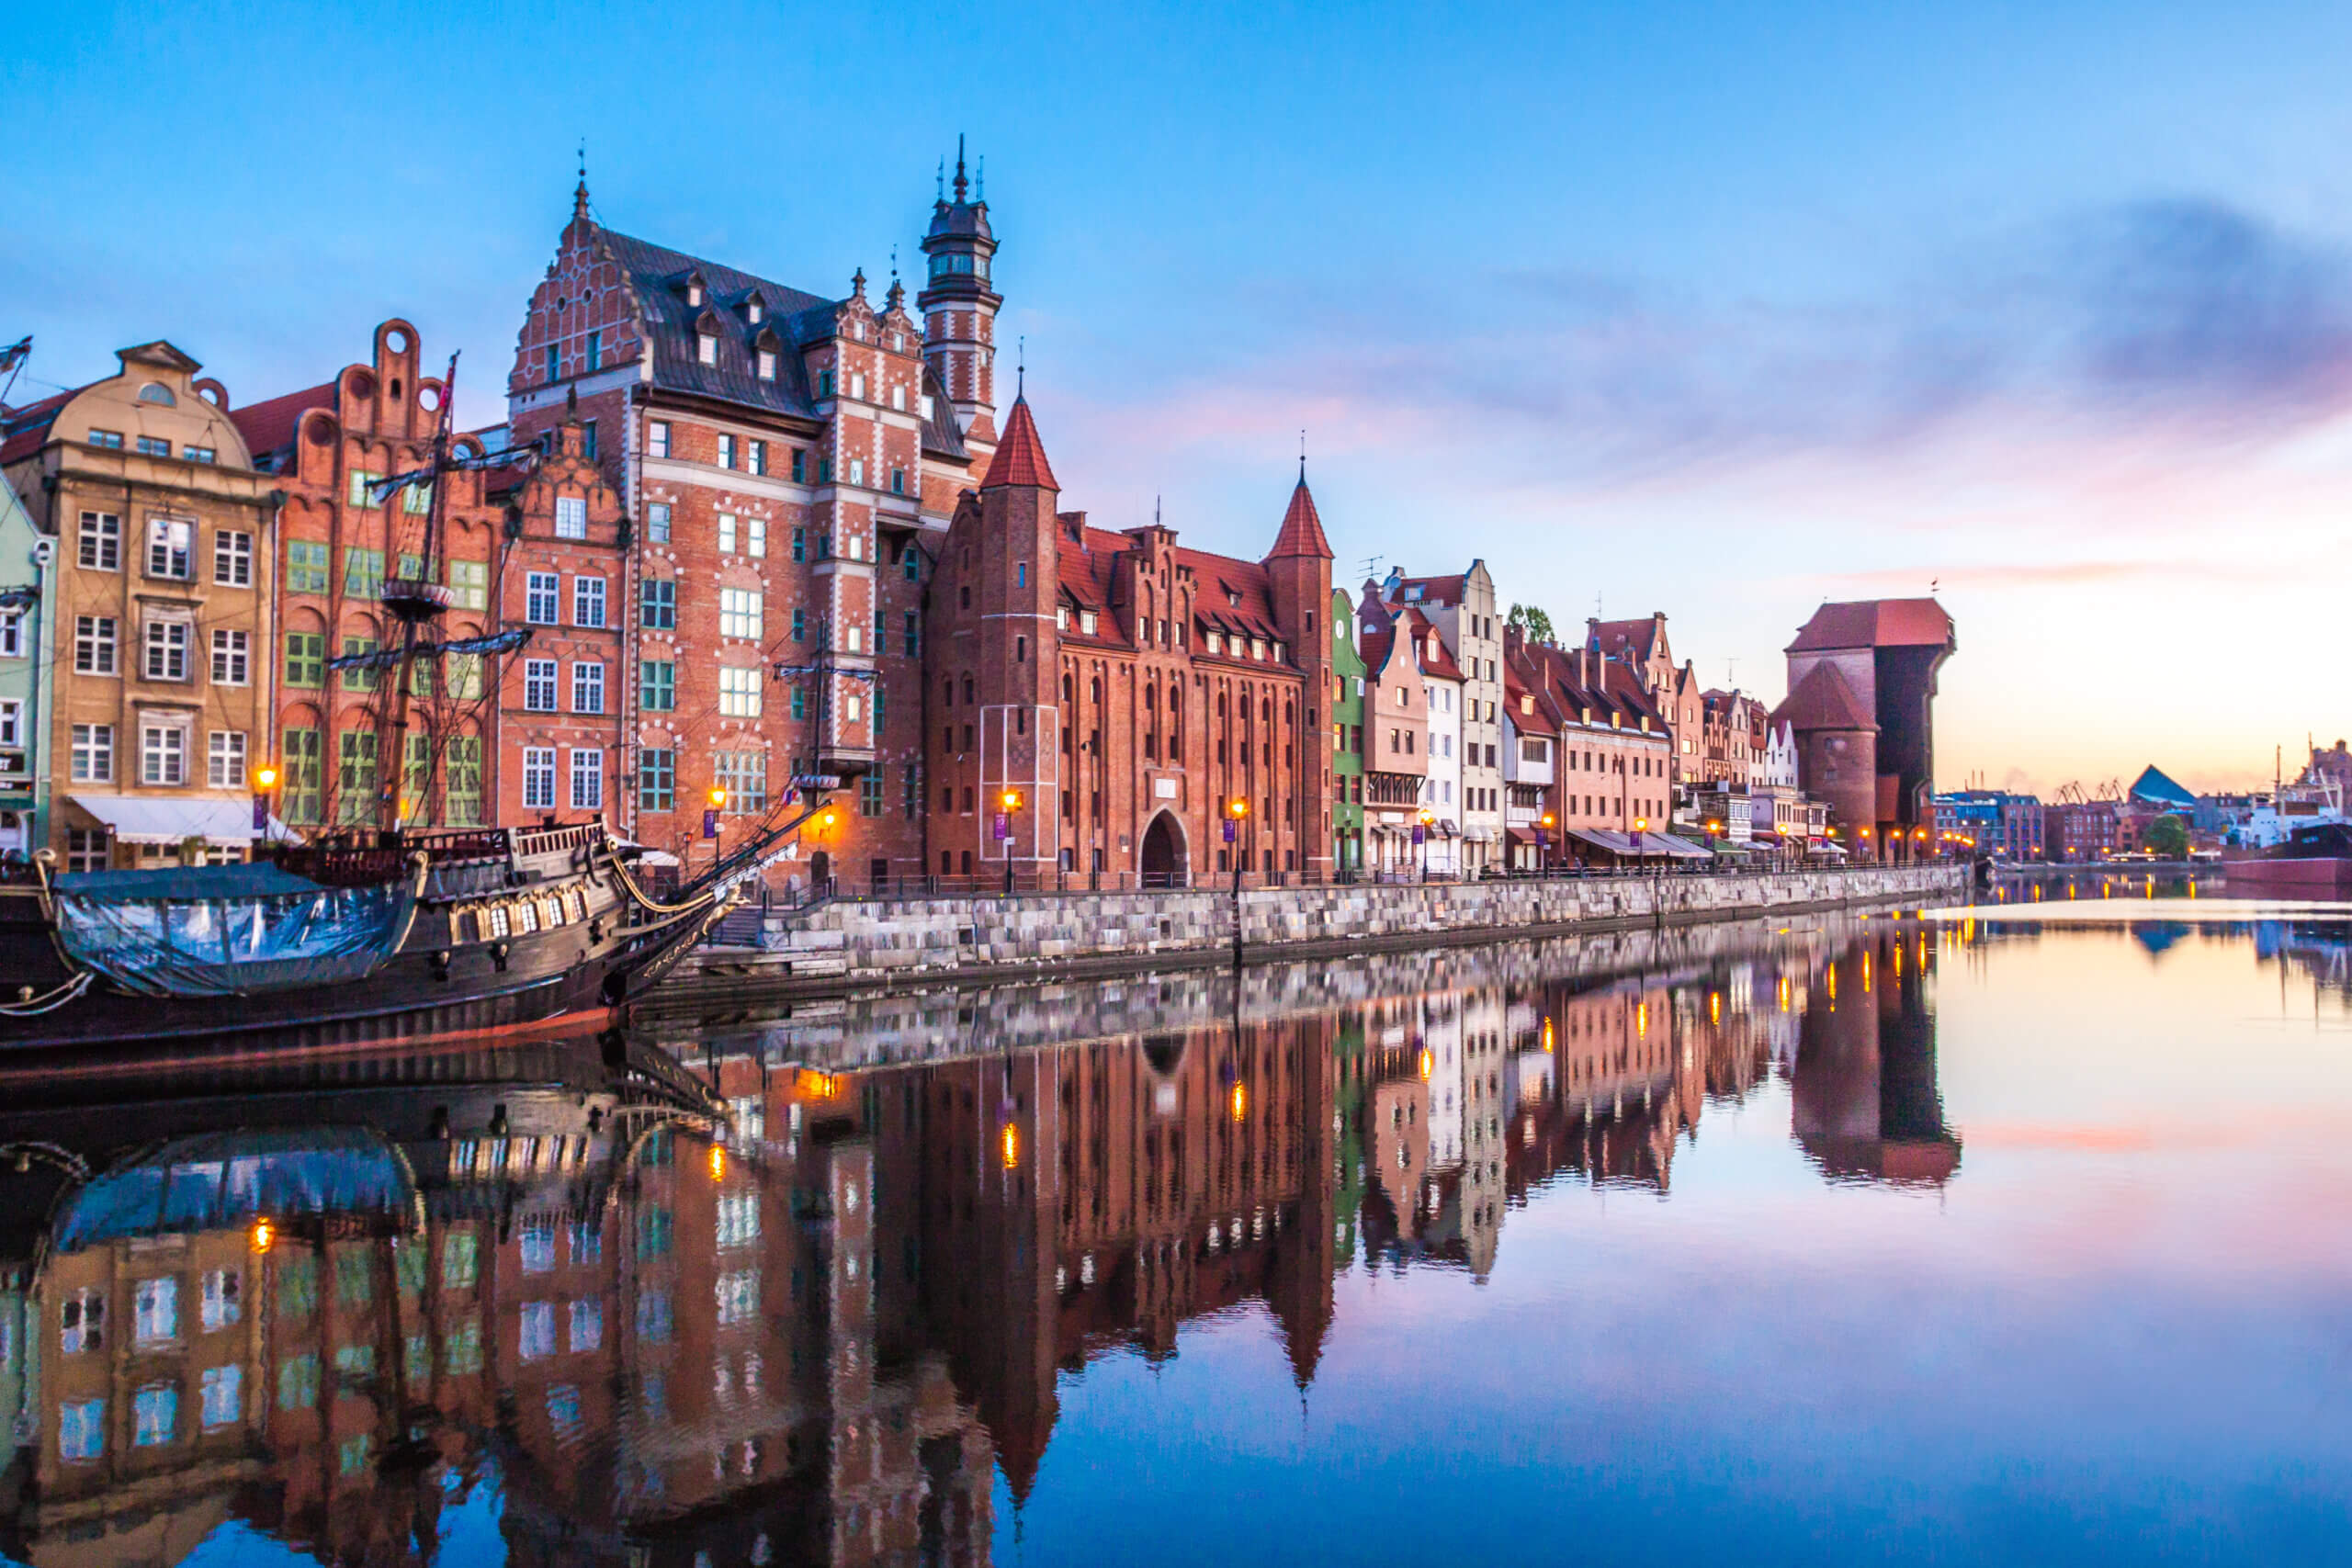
[
  {"xmin": 53, "ymin": 1128, "xmax": 413, "ymax": 1251},
  {"xmin": 51, "ymin": 866, "xmax": 415, "ymax": 996}
]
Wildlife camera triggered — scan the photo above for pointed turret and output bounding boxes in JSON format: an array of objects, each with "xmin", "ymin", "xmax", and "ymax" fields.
[
  {"xmin": 1269, "ymin": 474, "xmax": 1333, "ymax": 560},
  {"xmin": 981, "ymin": 395, "xmax": 1057, "ymax": 491}
]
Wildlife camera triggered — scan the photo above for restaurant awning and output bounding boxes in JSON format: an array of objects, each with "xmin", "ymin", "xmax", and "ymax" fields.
[
  {"xmin": 1566, "ymin": 828, "xmax": 1713, "ymax": 859},
  {"xmin": 69, "ymin": 793, "xmax": 292, "ymax": 847}
]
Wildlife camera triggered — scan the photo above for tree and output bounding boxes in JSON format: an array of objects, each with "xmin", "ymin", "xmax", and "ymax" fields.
[
  {"xmin": 1506, "ymin": 603, "xmax": 1555, "ymax": 644},
  {"xmin": 2144, "ymin": 814, "xmax": 2189, "ymax": 859}
]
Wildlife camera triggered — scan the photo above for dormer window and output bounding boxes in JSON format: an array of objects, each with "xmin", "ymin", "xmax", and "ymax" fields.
[
  {"xmin": 757, "ymin": 349, "xmax": 776, "ymax": 380},
  {"xmin": 1206, "ymin": 632, "xmax": 1223, "ymax": 656},
  {"xmin": 920, "ymin": 394, "xmax": 934, "ymax": 419},
  {"xmin": 685, "ymin": 274, "xmax": 705, "ymax": 307},
  {"xmin": 746, "ymin": 296, "xmax": 764, "ymax": 324},
  {"xmin": 697, "ymin": 333, "xmax": 718, "ymax": 367},
  {"xmin": 1057, "ymin": 606, "xmax": 1069, "ymax": 630},
  {"xmin": 137, "ymin": 382, "xmax": 175, "ymax": 406},
  {"xmin": 1080, "ymin": 611, "xmax": 1098, "ymax": 635},
  {"xmin": 1274, "ymin": 642, "xmax": 1286, "ymax": 662}
]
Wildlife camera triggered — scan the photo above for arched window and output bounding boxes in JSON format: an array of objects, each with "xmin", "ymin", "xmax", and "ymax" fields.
[
  {"xmin": 1090, "ymin": 676, "xmax": 1102, "ymax": 705},
  {"xmin": 943, "ymin": 677, "xmax": 954, "ymax": 705},
  {"xmin": 962, "ymin": 674, "xmax": 975, "ymax": 705},
  {"xmin": 1063, "ymin": 673, "xmax": 1075, "ymax": 704}
]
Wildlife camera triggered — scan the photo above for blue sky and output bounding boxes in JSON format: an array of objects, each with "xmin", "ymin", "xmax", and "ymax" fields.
[{"xmin": 7, "ymin": 0, "xmax": 2350, "ymax": 792}]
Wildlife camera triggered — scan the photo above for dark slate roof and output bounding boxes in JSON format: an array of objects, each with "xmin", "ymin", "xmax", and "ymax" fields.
[
  {"xmin": 2129, "ymin": 765, "xmax": 2198, "ymax": 807},
  {"xmin": 601, "ymin": 228, "xmax": 835, "ymax": 420},
  {"xmin": 920, "ymin": 362, "xmax": 967, "ymax": 462}
]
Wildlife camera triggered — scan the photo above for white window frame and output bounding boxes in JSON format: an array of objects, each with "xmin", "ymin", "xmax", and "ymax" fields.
[
  {"xmin": 573, "ymin": 575, "xmax": 606, "ymax": 627},
  {"xmin": 78, "ymin": 511, "xmax": 120, "ymax": 570},
  {"xmin": 571, "ymin": 660, "xmax": 605, "ymax": 715},
  {"xmin": 145, "ymin": 517, "xmax": 193, "ymax": 581},
  {"xmin": 718, "ymin": 588, "xmax": 761, "ymax": 640},
  {"xmin": 717, "ymin": 512, "xmax": 737, "ymax": 554},
  {"xmin": 525, "ymin": 571, "xmax": 560, "ymax": 625},
  {"xmin": 143, "ymin": 619, "xmax": 190, "ymax": 682},
  {"xmin": 70, "ymin": 723, "xmax": 113, "ymax": 783},
  {"xmin": 212, "ymin": 529, "xmax": 253, "ymax": 586},
  {"xmin": 648, "ymin": 420, "xmax": 670, "ymax": 458},
  {"xmin": 523, "ymin": 659, "xmax": 559, "ymax": 712},
  {"xmin": 209, "ymin": 627, "xmax": 249, "ymax": 685},
  {"xmin": 0, "ymin": 699, "xmax": 17, "ymax": 748},
  {"xmin": 141, "ymin": 724, "xmax": 187, "ymax": 786},
  {"xmin": 718, "ymin": 666, "xmax": 761, "ymax": 717},
  {"xmin": 747, "ymin": 516, "xmax": 766, "ymax": 558},
  {"xmin": 570, "ymin": 748, "xmax": 604, "ymax": 811},
  {"xmin": 522, "ymin": 747, "xmax": 557, "ymax": 809},
  {"xmin": 207, "ymin": 730, "xmax": 247, "ymax": 789},
  {"xmin": 554, "ymin": 496, "xmax": 588, "ymax": 539}
]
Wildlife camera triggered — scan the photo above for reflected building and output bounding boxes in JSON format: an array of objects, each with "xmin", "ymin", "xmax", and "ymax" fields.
[{"xmin": 0, "ymin": 918, "xmax": 1962, "ymax": 1564}]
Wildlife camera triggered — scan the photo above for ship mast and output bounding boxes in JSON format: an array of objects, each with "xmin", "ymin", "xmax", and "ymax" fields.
[{"xmin": 377, "ymin": 352, "xmax": 462, "ymax": 834}]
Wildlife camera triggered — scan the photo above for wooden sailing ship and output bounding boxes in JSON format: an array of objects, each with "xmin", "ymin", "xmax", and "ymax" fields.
[{"xmin": 0, "ymin": 355, "xmax": 840, "ymax": 1059}]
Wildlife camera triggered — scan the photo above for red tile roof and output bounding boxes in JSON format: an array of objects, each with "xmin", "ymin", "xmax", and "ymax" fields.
[
  {"xmin": 981, "ymin": 395, "xmax": 1058, "ymax": 490},
  {"xmin": 1589, "ymin": 616, "xmax": 1662, "ymax": 662},
  {"xmin": 1396, "ymin": 572, "xmax": 1465, "ymax": 606},
  {"xmin": 229, "ymin": 380, "xmax": 337, "ymax": 464},
  {"xmin": 0, "ymin": 387, "xmax": 81, "ymax": 465},
  {"xmin": 1267, "ymin": 478, "xmax": 1333, "ymax": 560},
  {"xmin": 1772, "ymin": 661, "xmax": 1875, "ymax": 730},
  {"xmin": 1786, "ymin": 597, "xmax": 1954, "ymax": 653},
  {"xmin": 1400, "ymin": 608, "xmax": 1463, "ymax": 681}
]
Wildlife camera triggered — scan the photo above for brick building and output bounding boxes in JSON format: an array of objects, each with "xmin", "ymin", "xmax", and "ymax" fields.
[
  {"xmin": 1354, "ymin": 598, "xmax": 1430, "ymax": 874},
  {"xmin": 505, "ymin": 162, "xmax": 996, "ymax": 886},
  {"xmin": 1500, "ymin": 630, "xmax": 1676, "ymax": 863},
  {"xmin": 1588, "ymin": 612, "xmax": 1702, "ymax": 787},
  {"xmin": 233, "ymin": 321, "xmax": 504, "ymax": 829},
  {"xmin": 1775, "ymin": 599, "xmax": 1956, "ymax": 862},
  {"xmin": 923, "ymin": 402, "xmax": 1335, "ymax": 886}
]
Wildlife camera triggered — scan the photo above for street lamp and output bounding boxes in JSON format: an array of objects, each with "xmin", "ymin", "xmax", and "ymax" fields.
[
  {"xmin": 999, "ymin": 788, "xmax": 1023, "ymax": 894},
  {"xmin": 1417, "ymin": 806, "xmax": 1435, "ymax": 883},
  {"xmin": 1226, "ymin": 797, "xmax": 1250, "ymax": 963},
  {"xmin": 1540, "ymin": 811, "xmax": 1555, "ymax": 876},
  {"xmin": 707, "ymin": 784, "xmax": 727, "ymax": 868}
]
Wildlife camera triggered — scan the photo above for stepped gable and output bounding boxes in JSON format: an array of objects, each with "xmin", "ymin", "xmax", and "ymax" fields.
[{"xmin": 228, "ymin": 381, "xmax": 336, "ymax": 468}]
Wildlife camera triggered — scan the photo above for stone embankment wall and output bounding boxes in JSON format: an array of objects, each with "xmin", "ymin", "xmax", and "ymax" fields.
[{"xmin": 669, "ymin": 864, "xmax": 1964, "ymax": 997}]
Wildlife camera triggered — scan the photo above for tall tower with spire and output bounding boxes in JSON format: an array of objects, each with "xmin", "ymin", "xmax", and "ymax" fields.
[
  {"xmin": 1264, "ymin": 459, "xmax": 1337, "ymax": 879},
  {"xmin": 918, "ymin": 136, "xmax": 1003, "ymax": 462}
]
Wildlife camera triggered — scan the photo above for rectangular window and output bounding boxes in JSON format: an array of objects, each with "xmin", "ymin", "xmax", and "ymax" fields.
[
  {"xmin": 135, "ymin": 1275, "xmax": 178, "ymax": 1342},
  {"xmin": 446, "ymin": 558, "xmax": 488, "ymax": 610},
  {"xmin": 647, "ymin": 501, "xmax": 671, "ymax": 541},
  {"xmin": 572, "ymin": 660, "xmax": 605, "ymax": 714},
  {"xmin": 715, "ymin": 1269, "xmax": 760, "ymax": 1326},
  {"xmin": 860, "ymin": 773, "xmax": 884, "ymax": 817},
  {"xmin": 713, "ymin": 752, "xmax": 767, "ymax": 814},
  {"xmin": 86, "ymin": 428, "xmax": 123, "ymax": 449},
  {"xmin": 648, "ymin": 420, "xmax": 670, "ymax": 458},
  {"xmin": 571, "ymin": 748, "xmax": 602, "ymax": 809},
  {"xmin": 719, "ymin": 588, "xmax": 761, "ymax": 640},
  {"xmin": 283, "ymin": 631, "xmax": 322, "ymax": 687},
  {"xmin": 340, "ymin": 635, "xmax": 379, "ymax": 691},
  {"xmin": 145, "ymin": 517, "xmax": 192, "ymax": 579},
  {"xmin": 402, "ymin": 479, "xmax": 432, "ymax": 515},
  {"xmin": 207, "ymin": 730, "xmax": 247, "ymax": 789},
  {"xmin": 59, "ymin": 1399, "xmax": 104, "ymax": 1461},
  {"xmin": 526, "ymin": 571, "xmax": 559, "ymax": 624},
  {"xmin": 716, "ymin": 1192, "xmax": 760, "ymax": 1249},
  {"xmin": 283, "ymin": 728, "xmax": 321, "ymax": 821},
  {"xmin": 523, "ymin": 748, "xmax": 557, "ymax": 810},
  {"xmin": 903, "ymin": 610, "xmax": 922, "ymax": 656},
  {"xmin": 444, "ymin": 736, "xmax": 483, "ymax": 825},
  {"xmin": 697, "ymin": 333, "xmax": 717, "ymax": 367},
  {"xmin": 286, "ymin": 539, "xmax": 329, "ymax": 593},
  {"xmin": 639, "ymin": 748, "xmax": 675, "ymax": 811},
  {"xmin": 143, "ymin": 620, "xmax": 189, "ymax": 681},
  {"xmin": 569, "ymin": 1298, "xmax": 604, "ymax": 1353},
  {"xmin": 718, "ymin": 666, "xmax": 761, "ymax": 717},
  {"xmin": 205, "ymin": 627, "xmax": 249, "ymax": 686},
  {"xmin": 60, "ymin": 1289, "xmax": 105, "ymax": 1353},
  {"xmin": 524, "ymin": 659, "xmax": 558, "ymax": 712},
  {"xmin": 442, "ymin": 1231, "xmax": 480, "ymax": 1290},
  {"xmin": 791, "ymin": 525, "xmax": 806, "ymax": 562},
  {"xmin": 518, "ymin": 1302, "xmax": 556, "ymax": 1360},
  {"xmin": 718, "ymin": 434, "xmax": 737, "ymax": 469},
  {"xmin": 789, "ymin": 686, "xmax": 805, "ymax": 721},
  {"xmin": 718, "ymin": 512, "xmax": 737, "ymax": 553},
  {"xmin": 133, "ymin": 1383, "xmax": 177, "ymax": 1447},
  {"xmin": 790, "ymin": 607, "xmax": 806, "ymax": 642},
  {"xmin": 585, "ymin": 328, "xmax": 602, "ymax": 370},
  {"xmin": 573, "ymin": 575, "xmax": 606, "ymax": 626},
  {"xmin": 136, "ymin": 434, "xmax": 171, "ymax": 457},
  {"xmin": 749, "ymin": 438, "xmax": 767, "ymax": 476},
  {"xmin": 344, "ymin": 547, "xmax": 383, "ymax": 600},
  {"xmin": 0, "ymin": 607, "xmax": 19, "ymax": 658},
  {"xmin": 848, "ymin": 457, "xmax": 865, "ymax": 487},
  {"xmin": 74, "ymin": 615, "xmax": 118, "ymax": 675},
  {"xmin": 78, "ymin": 511, "xmax": 120, "ymax": 570},
  {"xmin": 336, "ymin": 732, "xmax": 377, "ymax": 823},
  {"xmin": 0, "ymin": 698, "xmax": 17, "ymax": 747},
  {"xmin": 890, "ymin": 467, "xmax": 906, "ymax": 494},
  {"xmin": 641, "ymin": 660, "xmax": 675, "ymax": 711},
  {"xmin": 141, "ymin": 725, "xmax": 187, "ymax": 785},
  {"xmin": 545, "ymin": 344, "xmax": 559, "ymax": 382},
  {"xmin": 347, "ymin": 470, "xmax": 383, "ymax": 510},
  {"xmin": 198, "ymin": 1364, "xmax": 241, "ymax": 1429},
  {"xmin": 791, "ymin": 449, "xmax": 807, "ymax": 483},
  {"xmin": 554, "ymin": 495, "xmax": 588, "ymax": 539},
  {"xmin": 641, "ymin": 582, "xmax": 677, "ymax": 637},
  {"xmin": 582, "ymin": 419, "xmax": 597, "ymax": 460},
  {"xmin": 748, "ymin": 516, "xmax": 766, "ymax": 557},
  {"xmin": 757, "ymin": 347, "xmax": 778, "ymax": 379},
  {"xmin": 212, "ymin": 529, "xmax": 252, "ymax": 585}
]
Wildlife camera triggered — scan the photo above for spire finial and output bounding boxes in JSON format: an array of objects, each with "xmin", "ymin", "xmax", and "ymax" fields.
[
  {"xmin": 852, "ymin": 265, "xmax": 866, "ymax": 299},
  {"xmin": 1016, "ymin": 333, "xmax": 1025, "ymax": 399},
  {"xmin": 936, "ymin": 156, "xmax": 945, "ymax": 203},
  {"xmin": 953, "ymin": 134, "xmax": 968, "ymax": 202},
  {"xmin": 977, "ymin": 153, "xmax": 985, "ymax": 201},
  {"xmin": 1299, "ymin": 428, "xmax": 1307, "ymax": 483},
  {"xmin": 572, "ymin": 139, "xmax": 590, "ymax": 221}
]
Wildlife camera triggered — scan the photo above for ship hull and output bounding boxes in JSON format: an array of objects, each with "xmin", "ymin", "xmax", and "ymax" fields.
[{"xmin": 2221, "ymin": 854, "xmax": 2352, "ymax": 897}]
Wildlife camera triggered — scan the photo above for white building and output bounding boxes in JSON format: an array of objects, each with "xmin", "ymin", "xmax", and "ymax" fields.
[
  {"xmin": 1401, "ymin": 607, "xmax": 1464, "ymax": 875},
  {"xmin": 1385, "ymin": 563, "xmax": 1505, "ymax": 874}
]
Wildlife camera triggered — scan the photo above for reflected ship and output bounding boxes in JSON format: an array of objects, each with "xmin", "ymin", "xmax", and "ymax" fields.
[{"xmin": 0, "ymin": 916, "xmax": 1958, "ymax": 1564}]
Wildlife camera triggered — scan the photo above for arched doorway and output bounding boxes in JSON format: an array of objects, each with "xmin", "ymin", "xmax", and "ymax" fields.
[
  {"xmin": 1140, "ymin": 811, "xmax": 1187, "ymax": 886},
  {"xmin": 808, "ymin": 849, "xmax": 831, "ymax": 890}
]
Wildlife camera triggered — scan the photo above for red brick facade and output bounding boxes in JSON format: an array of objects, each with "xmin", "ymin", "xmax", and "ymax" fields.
[{"xmin": 923, "ymin": 400, "xmax": 1335, "ymax": 886}]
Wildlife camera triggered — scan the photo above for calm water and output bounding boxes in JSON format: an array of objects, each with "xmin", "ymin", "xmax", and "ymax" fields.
[{"xmin": 0, "ymin": 898, "xmax": 2346, "ymax": 1565}]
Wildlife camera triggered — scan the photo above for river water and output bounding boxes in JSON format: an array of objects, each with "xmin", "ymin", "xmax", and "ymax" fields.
[{"xmin": 0, "ymin": 892, "xmax": 2345, "ymax": 1565}]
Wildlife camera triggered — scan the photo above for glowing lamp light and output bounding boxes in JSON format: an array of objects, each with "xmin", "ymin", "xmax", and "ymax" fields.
[
  {"xmin": 1000, "ymin": 1120, "xmax": 1020, "ymax": 1170},
  {"xmin": 1229, "ymin": 1081, "xmax": 1248, "ymax": 1123},
  {"xmin": 708, "ymin": 786, "xmax": 728, "ymax": 809},
  {"xmin": 820, "ymin": 808, "xmax": 838, "ymax": 829},
  {"xmin": 253, "ymin": 764, "xmax": 280, "ymax": 792},
  {"xmin": 1001, "ymin": 789, "xmax": 1023, "ymax": 811},
  {"xmin": 251, "ymin": 1216, "xmax": 275, "ymax": 1254},
  {"xmin": 1418, "ymin": 1046, "xmax": 1433, "ymax": 1081},
  {"xmin": 1541, "ymin": 813, "xmax": 1555, "ymax": 829},
  {"xmin": 1227, "ymin": 797, "xmax": 1249, "ymax": 820},
  {"xmin": 707, "ymin": 1145, "xmax": 728, "ymax": 1182}
]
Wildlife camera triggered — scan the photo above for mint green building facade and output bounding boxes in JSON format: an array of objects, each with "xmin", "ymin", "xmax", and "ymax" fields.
[
  {"xmin": 0, "ymin": 476, "xmax": 48, "ymax": 858},
  {"xmin": 1331, "ymin": 587, "xmax": 1366, "ymax": 873}
]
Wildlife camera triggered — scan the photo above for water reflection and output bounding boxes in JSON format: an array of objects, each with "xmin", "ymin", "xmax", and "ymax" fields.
[{"xmin": 0, "ymin": 915, "xmax": 1968, "ymax": 1565}]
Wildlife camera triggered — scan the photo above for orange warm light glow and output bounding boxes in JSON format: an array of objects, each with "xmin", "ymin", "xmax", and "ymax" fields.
[
  {"xmin": 251, "ymin": 1217, "xmax": 275, "ymax": 1254},
  {"xmin": 1001, "ymin": 789, "xmax": 1023, "ymax": 811},
  {"xmin": 253, "ymin": 764, "xmax": 280, "ymax": 791},
  {"xmin": 708, "ymin": 1145, "xmax": 728, "ymax": 1182},
  {"xmin": 1419, "ymin": 1047, "xmax": 1433, "ymax": 1081},
  {"xmin": 1227, "ymin": 797, "xmax": 1249, "ymax": 819},
  {"xmin": 1000, "ymin": 1121, "xmax": 1020, "ymax": 1169},
  {"xmin": 708, "ymin": 786, "xmax": 728, "ymax": 809},
  {"xmin": 1230, "ymin": 1081, "xmax": 1248, "ymax": 1122}
]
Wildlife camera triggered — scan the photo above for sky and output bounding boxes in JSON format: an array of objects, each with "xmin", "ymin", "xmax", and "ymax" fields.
[{"xmin": 5, "ymin": 0, "xmax": 2349, "ymax": 795}]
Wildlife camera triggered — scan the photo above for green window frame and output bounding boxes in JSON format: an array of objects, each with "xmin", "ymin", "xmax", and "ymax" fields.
[
  {"xmin": 285, "ymin": 632, "xmax": 324, "ymax": 688},
  {"xmin": 340, "ymin": 636, "xmax": 378, "ymax": 691},
  {"xmin": 447, "ymin": 558, "xmax": 489, "ymax": 610},
  {"xmin": 344, "ymin": 547, "xmax": 383, "ymax": 600},
  {"xmin": 283, "ymin": 728, "xmax": 322, "ymax": 823},
  {"xmin": 640, "ymin": 579, "xmax": 675, "ymax": 628},
  {"xmin": 860, "ymin": 773, "xmax": 883, "ymax": 817},
  {"xmin": 445, "ymin": 652, "xmax": 483, "ymax": 700},
  {"xmin": 336, "ymin": 731, "xmax": 378, "ymax": 825},
  {"xmin": 790, "ymin": 686, "xmax": 806, "ymax": 720},
  {"xmin": 287, "ymin": 540, "xmax": 331, "ymax": 594},
  {"xmin": 641, "ymin": 660, "xmax": 675, "ymax": 711},
  {"xmin": 639, "ymin": 748, "xmax": 675, "ymax": 811},
  {"xmin": 444, "ymin": 736, "xmax": 483, "ymax": 826},
  {"xmin": 347, "ymin": 470, "xmax": 383, "ymax": 510},
  {"xmin": 277, "ymin": 1256, "xmax": 320, "ymax": 1318},
  {"xmin": 278, "ymin": 1353, "xmax": 320, "ymax": 1410},
  {"xmin": 402, "ymin": 480, "xmax": 432, "ymax": 515}
]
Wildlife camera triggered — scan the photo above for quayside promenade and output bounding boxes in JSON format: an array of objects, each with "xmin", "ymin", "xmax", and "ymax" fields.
[{"xmin": 664, "ymin": 863, "xmax": 1965, "ymax": 998}]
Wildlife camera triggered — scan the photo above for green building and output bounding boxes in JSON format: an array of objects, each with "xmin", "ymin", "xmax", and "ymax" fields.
[
  {"xmin": 1330, "ymin": 587, "xmax": 1366, "ymax": 874},
  {"xmin": 0, "ymin": 475, "xmax": 48, "ymax": 859}
]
